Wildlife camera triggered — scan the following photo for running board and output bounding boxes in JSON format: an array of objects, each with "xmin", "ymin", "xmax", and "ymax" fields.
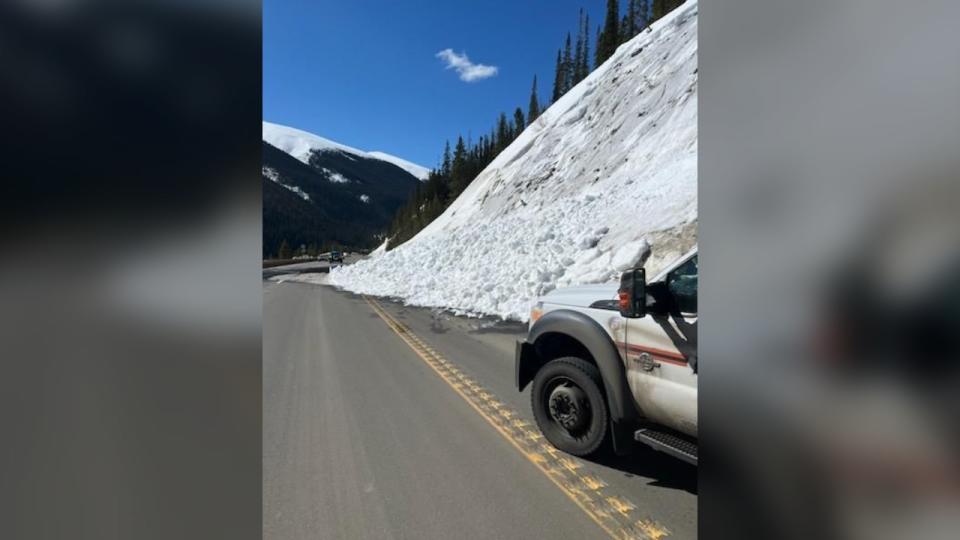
[{"xmin": 634, "ymin": 428, "xmax": 698, "ymax": 465}]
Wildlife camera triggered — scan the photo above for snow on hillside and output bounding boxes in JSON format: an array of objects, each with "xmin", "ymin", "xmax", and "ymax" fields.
[
  {"xmin": 262, "ymin": 122, "xmax": 366, "ymax": 163},
  {"xmin": 368, "ymin": 152, "xmax": 431, "ymax": 181},
  {"xmin": 263, "ymin": 121, "xmax": 429, "ymax": 181},
  {"xmin": 263, "ymin": 166, "xmax": 310, "ymax": 201},
  {"xmin": 329, "ymin": 2, "xmax": 698, "ymax": 321},
  {"xmin": 321, "ymin": 168, "xmax": 350, "ymax": 184}
]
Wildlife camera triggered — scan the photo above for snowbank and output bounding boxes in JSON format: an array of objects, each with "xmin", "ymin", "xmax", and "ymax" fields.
[{"xmin": 329, "ymin": 1, "xmax": 698, "ymax": 321}]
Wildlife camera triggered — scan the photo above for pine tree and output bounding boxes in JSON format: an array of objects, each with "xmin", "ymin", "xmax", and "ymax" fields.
[
  {"xmin": 630, "ymin": 0, "xmax": 644, "ymax": 42},
  {"xmin": 412, "ymin": 182, "xmax": 422, "ymax": 216},
  {"xmin": 596, "ymin": 0, "xmax": 620, "ymax": 66},
  {"xmin": 574, "ymin": 9, "xmax": 585, "ymax": 84},
  {"xmin": 451, "ymin": 136, "xmax": 468, "ymax": 193},
  {"xmin": 638, "ymin": 0, "xmax": 650, "ymax": 29},
  {"xmin": 652, "ymin": 0, "xmax": 683, "ymax": 21},
  {"xmin": 496, "ymin": 112, "xmax": 510, "ymax": 152},
  {"xmin": 573, "ymin": 10, "xmax": 593, "ymax": 84},
  {"xmin": 561, "ymin": 33, "xmax": 573, "ymax": 94},
  {"xmin": 595, "ymin": 24, "xmax": 604, "ymax": 68},
  {"xmin": 620, "ymin": 4, "xmax": 630, "ymax": 43},
  {"xmin": 440, "ymin": 140, "xmax": 452, "ymax": 178},
  {"xmin": 552, "ymin": 49, "xmax": 563, "ymax": 102},
  {"xmin": 581, "ymin": 13, "xmax": 591, "ymax": 80},
  {"xmin": 527, "ymin": 75, "xmax": 541, "ymax": 122},
  {"xmin": 513, "ymin": 108, "xmax": 526, "ymax": 137},
  {"xmin": 278, "ymin": 239, "xmax": 291, "ymax": 260}
]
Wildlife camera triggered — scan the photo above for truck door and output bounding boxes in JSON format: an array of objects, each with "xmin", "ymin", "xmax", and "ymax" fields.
[{"xmin": 624, "ymin": 254, "xmax": 698, "ymax": 436}]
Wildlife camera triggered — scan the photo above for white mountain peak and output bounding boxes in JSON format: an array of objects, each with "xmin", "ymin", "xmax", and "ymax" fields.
[{"xmin": 262, "ymin": 121, "xmax": 430, "ymax": 181}]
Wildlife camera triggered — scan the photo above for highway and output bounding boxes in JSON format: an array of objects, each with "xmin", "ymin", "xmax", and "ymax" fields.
[{"xmin": 263, "ymin": 269, "xmax": 696, "ymax": 539}]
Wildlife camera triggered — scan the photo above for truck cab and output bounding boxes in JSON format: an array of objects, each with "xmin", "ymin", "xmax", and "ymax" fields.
[{"xmin": 515, "ymin": 247, "xmax": 698, "ymax": 464}]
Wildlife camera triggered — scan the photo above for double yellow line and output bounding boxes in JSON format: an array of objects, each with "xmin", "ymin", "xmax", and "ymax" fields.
[{"xmin": 363, "ymin": 295, "xmax": 670, "ymax": 540}]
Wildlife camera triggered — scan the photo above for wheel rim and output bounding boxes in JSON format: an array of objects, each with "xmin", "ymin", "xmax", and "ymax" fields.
[{"xmin": 545, "ymin": 377, "xmax": 591, "ymax": 435}]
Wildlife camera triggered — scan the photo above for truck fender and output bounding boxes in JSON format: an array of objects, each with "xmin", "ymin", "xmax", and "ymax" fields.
[{"xmin": 520, "ymin": 309, "xmax": 639, "ymax": 425}]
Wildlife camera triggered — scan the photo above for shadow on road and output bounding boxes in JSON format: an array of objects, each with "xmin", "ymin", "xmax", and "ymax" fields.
[
  {"xmin": 585, "ymin": 442, "xmax": 698, "ymax": 495},
  {"xmin": 467, "ymin": 320, "xmax": 527, "ymax": 336},
  {"xmin": 422, "ymin": 311, "xmax": 527, "ymax": 338}
]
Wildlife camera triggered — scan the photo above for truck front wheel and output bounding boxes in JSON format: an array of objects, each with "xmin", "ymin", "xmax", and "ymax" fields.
[{"xmin": 531, "ymin": 357, "xmax": 609, "ymax": 456}]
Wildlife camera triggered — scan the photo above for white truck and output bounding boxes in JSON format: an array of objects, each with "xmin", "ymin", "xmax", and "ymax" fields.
[{"xmin": 515, "ymin": 247, "xmax": 698, "ymax": 464}]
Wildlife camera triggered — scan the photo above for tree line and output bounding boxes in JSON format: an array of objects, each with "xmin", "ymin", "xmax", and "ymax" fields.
[
  {"xmin": 273, "ymin": 239, "xmax": 348, "ymax": 260},
  {"xmin": 386, "ymin": 0, "xmax": 686, "ymax": 250}
]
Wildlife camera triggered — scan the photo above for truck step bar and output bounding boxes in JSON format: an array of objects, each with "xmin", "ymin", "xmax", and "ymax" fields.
[{"xmin": 634, "ymin": 427, "xmax": 698, "ymax": 465}]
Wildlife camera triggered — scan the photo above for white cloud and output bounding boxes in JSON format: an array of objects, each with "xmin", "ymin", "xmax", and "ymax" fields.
[{"xmin": 435, "ymin": 49, "xmax": 498, "ymax": 82}]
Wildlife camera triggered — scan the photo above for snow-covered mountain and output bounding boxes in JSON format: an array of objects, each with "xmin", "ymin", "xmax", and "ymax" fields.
[
  {"xmin": 366, "ymin": 152, "xmax": 430, "ymax": 181},
  {"xmin": 329, "ymin": 1, "xmax": 698, "ymax": 320},
  {"xmin": 262, "ymin": 123, "xmax": 425, "ymax": 256},
  {"xmin": 263, "ymin": 121, "xmax": 430, "ymax": 181}
]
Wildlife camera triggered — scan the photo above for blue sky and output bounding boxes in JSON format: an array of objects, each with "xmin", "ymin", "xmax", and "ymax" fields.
[{"xmin": 264, "ymin": 0, "xmax": 610, "ymax": 168}]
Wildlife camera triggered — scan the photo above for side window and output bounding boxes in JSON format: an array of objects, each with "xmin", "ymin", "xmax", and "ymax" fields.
[{"xmin": 667, "ymin": 255, "xmax": 697, "ymax": 314}]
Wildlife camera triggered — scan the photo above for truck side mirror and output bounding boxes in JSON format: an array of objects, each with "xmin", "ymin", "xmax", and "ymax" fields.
[{"xmin": 618, "ymin": 267, "xmax": 646, "ymax": 318}]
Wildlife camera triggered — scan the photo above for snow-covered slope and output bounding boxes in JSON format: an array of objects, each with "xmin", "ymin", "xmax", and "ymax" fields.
[
  {"xmin": 367, "ymin": 152, "xmax": 430, "ymax": 181},
  {"xmin": 261, "ymin": 138, "xmax": 420, "ymax": 255},
  {"xmin": 329, "ymin": 1, "xmax": 698, "ymax": 321},
  {"xmin": 263, "ymin": 121, "xmax": 429, "ymax": 180}
]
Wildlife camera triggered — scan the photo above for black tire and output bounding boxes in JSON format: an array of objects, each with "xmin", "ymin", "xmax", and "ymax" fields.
[{"xmin": 531, "ymin": 357, "xmax": 609, "ymax": 456}]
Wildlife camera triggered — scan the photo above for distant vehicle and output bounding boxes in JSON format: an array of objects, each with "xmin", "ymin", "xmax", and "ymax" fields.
[
  {"xmin": 330, "ymin": 250, "xmax": 344, "ymax": 263},
  {"xmin": 515, "ymin": 247, "xmax": 697, "ymax": 464}
]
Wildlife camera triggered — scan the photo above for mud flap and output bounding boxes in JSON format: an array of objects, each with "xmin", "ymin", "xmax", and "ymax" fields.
[
  {"xmin": 515, "ymin": 340, "xmax": 537, "ymax": 391},
  {"xmin": 610, "ymin": 419, "xmax": 635, "ymax": 456}
]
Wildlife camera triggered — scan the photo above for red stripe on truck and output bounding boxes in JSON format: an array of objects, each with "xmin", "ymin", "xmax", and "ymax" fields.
[{"xmin": 616, "ymin": 342, "xmax": 688, "ymax": 365}]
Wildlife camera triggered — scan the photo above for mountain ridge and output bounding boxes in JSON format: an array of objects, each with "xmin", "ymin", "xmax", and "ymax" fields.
[
  {"xmin": 263, "ymin": 121, "xmax": 430, "ymax": 181},
  {"xmin": 262, "ymin": 126, "xmax": 422, "ymax": 255}
]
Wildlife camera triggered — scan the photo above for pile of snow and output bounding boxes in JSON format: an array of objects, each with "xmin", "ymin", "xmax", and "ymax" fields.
[
  {"xmin": 359, "ymin": 194, "xmax": 371, "ymax": 203},
  {"xmin": 263, "ymin": 166, "xmax": 310, "ymax": 201},
  {"xmin": 329, "ymin": 2, "xmax": 698, "ymax": 321},
  {"xmin": 263, "ymin": 121, "xmax": 430, "ymax": 181}
]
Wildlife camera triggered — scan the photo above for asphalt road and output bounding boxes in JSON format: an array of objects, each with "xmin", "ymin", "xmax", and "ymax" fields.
[{"xmin": 263, "ymin": 275, "xmax": 697, "ymax": 539}]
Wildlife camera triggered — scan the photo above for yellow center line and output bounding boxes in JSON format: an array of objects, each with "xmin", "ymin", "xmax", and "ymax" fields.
[{"xmin": 362, "ymin": 295, "xmax": 665, "ymax": 540}]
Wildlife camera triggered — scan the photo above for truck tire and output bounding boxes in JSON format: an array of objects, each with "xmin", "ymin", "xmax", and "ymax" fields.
[{"xmin": 531, "ymin": 357, "xmax": 609, "ymax": 456}]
